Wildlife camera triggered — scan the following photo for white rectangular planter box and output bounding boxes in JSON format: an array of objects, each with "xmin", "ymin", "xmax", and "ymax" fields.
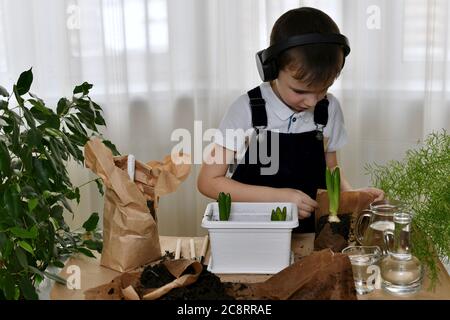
[{"xmin": 201, "ymin": 202, "xmax": 298, "ymax": 274}]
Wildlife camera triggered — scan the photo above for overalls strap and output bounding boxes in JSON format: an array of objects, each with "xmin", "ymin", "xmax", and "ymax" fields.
[
  {"xmin": 313, "ymin": 97, "xmax": 329, "ymax": 140},
  {"xmin": 313, "ymin": 97, "xmax": 329, "ymax": 126},
  {"xmin": 247, "ymin": 86, "xmax": 268, "ymax": 130}
]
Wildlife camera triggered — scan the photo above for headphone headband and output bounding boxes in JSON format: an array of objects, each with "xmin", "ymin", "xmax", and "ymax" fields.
[
  {"xmin": 261, "ymin": 33, "xmax": 350, "ymax": 63},
  {"xmin": 256, "ymin": 33, "xmax": 351, "ymax": 82}
]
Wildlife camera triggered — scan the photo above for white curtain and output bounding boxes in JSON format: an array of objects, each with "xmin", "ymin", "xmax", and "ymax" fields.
[{"xmin": 1, "ymin": 0, "xmax": 449, "ymax": 236}]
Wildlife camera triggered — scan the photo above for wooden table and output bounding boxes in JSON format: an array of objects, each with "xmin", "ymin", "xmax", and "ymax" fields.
[{"xmin": 50, "ymin": 234, "xmax": 450, "ymax": 300}]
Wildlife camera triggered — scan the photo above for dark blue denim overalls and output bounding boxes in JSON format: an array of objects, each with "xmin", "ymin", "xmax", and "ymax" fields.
[{"xmin": 231, "ymin": 86, "xmax": 329, "ymax": 233}]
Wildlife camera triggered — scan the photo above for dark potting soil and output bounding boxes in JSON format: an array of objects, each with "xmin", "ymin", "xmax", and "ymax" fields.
[
  {"xmin": 316, "ymin": 213, "xmax": 352, "ymax": 240},
  {"xmin": 314, "ymin": 213, "xmax": 352, "ymax": 252},
  {"xmin": 140, "ymin": 263, "xmax": 235, "ymax": 300},
  {"xmin": 140, "ymin": 263, "xmax": 175, "ymax": 288}
]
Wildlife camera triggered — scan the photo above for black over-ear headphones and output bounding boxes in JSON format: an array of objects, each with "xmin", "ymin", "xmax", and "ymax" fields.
[{"xmin": 256, "ymin": 33, "xmax": 351, "ymax": 82}]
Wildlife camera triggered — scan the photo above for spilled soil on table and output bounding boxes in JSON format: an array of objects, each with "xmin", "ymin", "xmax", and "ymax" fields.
[{"xmin": 139, "ymin": 263, "xmax": 234, "ymax": 300}]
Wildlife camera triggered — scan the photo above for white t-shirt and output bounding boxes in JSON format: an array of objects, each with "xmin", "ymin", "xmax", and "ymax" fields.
[{"xmin": 214, "ymin": 82, "xmax": 347, "ymax": 155}]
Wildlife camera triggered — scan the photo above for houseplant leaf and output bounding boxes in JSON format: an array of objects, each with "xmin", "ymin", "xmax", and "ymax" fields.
[
  {"xmin": 0, "ymin": 69, "xmax": 120, "ymax": 299},
  {"xmin": 73, "ymin": 81, "xmax": 93, "ymax": 95},
  {"xmin": 82, "ymin": 212, "xmax": 100, "ymax": 232},
  {"xmin": 0, "ymin": 85, "xmax": 9, "ymax": 97},
  {"xmin": 19, "ymin": 277, "xmax": 38, "ymax": 300},
  {"xmin": 16, "ymin": 68, "xmax": 33, "ymax": 96}
]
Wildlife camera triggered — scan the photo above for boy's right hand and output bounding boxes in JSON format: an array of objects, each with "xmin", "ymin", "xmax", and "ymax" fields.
[{"xmin": 278, "ymin": 188, "xmax": 318, "ymax": 219}]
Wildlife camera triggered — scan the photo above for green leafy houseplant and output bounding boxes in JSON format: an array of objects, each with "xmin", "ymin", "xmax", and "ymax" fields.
[
  {"xmin": 366, "ymin": 130, "xmax": 450, "ymax": 287},
  {"xmin": 271, "ymin": 206, "xmax": 287, "ymax": 221},
  {"xmin": 326, "ymin": 166, "xmax": 341, "ymax": 223},
  {"xmin": 0, "ymin": 69, "xmax": 119, "ymax": 299},
  {"xmin": 218, "ymin": 192, "xmax": 231, "ymax": 221}
]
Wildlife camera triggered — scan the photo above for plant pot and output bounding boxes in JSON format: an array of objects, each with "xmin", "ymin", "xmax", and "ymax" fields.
[
  {"xmin": 314, "ymin": 213, "xmax": 352, "ymax": 253},
  {"xmin": 201, "ymin": 202, "xmax": 299, "ymax": 274}
]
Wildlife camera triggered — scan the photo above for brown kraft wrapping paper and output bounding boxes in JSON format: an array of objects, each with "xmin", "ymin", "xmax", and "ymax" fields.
[
  {"xmin": 84, "ymin": 259, "xmax": 202, "ymax": 300},
  {"xmin": 84, "ymin": 138, "xmax": 190, "ymax": 272},
  {"xmin": 228, "ymin": 249, "xmax": 357, "ymax": 300}
]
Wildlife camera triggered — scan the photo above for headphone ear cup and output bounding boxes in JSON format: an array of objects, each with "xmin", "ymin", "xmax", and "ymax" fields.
[
  {"xmin": 256, "ymin": 50, "xmax": 279, "ymax": 82},
  {"xmin": 255, "ymin": 51, "xmax": 266, "ymax": 81},
  {"xmin": 341, "ymin": 56, "xmax": 346, "ymax": 70},
  {"xmin": 264, "ymin": 59, "xmax": 278, "ymax": 82}
]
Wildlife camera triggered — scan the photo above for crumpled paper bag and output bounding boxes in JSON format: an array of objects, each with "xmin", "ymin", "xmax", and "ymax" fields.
[
  {"xmin": 113, "ymin": 153, "xmax": 191, "ymax": 202},
  {"xmin": 84, "ymin": 138, "xmax": 190, "ymax": 272},
  {"xmin": 227, "ymin": 249, "xmax": 356, "ymax": 300},
  {"xmin": 84, "ymin": 259, "xmax": 202, "ymax": 300}
]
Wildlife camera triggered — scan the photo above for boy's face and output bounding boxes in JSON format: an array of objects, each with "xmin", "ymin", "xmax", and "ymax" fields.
[{"xmin": 271, "ymin": 69, "xmax": 333, "ymax": 113}]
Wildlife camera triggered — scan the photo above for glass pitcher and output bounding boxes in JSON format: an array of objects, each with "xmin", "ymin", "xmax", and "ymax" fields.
[
  {"xmin": 355, "ymin": 199, "xmax": 404, "ymax": 253},
  {"xmin": 380, "ymin": 212, "xmax": 423, "ymax": 294}
]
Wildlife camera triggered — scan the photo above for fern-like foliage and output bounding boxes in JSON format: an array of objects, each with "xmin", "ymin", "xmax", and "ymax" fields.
[{"xmin": 366, "ymin": 130, "xmax": 450, "ymax": 288}]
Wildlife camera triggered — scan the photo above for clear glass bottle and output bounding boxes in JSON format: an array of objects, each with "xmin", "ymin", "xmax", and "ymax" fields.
[{"xmin": 380, "ymin": 212, "xmax": 423, "ymax": 294}]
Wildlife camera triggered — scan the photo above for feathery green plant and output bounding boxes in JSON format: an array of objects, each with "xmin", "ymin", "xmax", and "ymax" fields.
[{"xmin": 366, "ymin": 130, "xmax": 450, "ymax": 287}]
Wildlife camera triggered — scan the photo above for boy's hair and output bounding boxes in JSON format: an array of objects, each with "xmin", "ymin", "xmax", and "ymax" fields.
[{"xmin": 270, "ymin": 7, "xmax": 344, "ymax": 88}]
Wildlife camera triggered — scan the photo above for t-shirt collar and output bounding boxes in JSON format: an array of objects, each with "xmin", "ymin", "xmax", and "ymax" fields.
[{"xmin": 261, "ymin": 82, "xmax": 305, "ymax": 121}]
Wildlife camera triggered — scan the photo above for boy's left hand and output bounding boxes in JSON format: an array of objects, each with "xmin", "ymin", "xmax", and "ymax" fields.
[{"xmin": 354, "ymin": 187, "xmax": 385, "ymax": 202}]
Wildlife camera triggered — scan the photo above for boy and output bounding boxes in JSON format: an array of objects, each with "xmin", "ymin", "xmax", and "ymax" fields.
[{"xmin": 198, "ymin": 7, "xmax": 383, "ymax": 232}]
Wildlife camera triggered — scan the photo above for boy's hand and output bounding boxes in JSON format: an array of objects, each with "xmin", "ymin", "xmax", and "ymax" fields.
[
  {"xmin": 354, "ymin": 187, "xmax": 385, "ymax": 202},
  {"xmin": 278, "ymin": 188, "xmax": 318, "ymax": 219}
]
